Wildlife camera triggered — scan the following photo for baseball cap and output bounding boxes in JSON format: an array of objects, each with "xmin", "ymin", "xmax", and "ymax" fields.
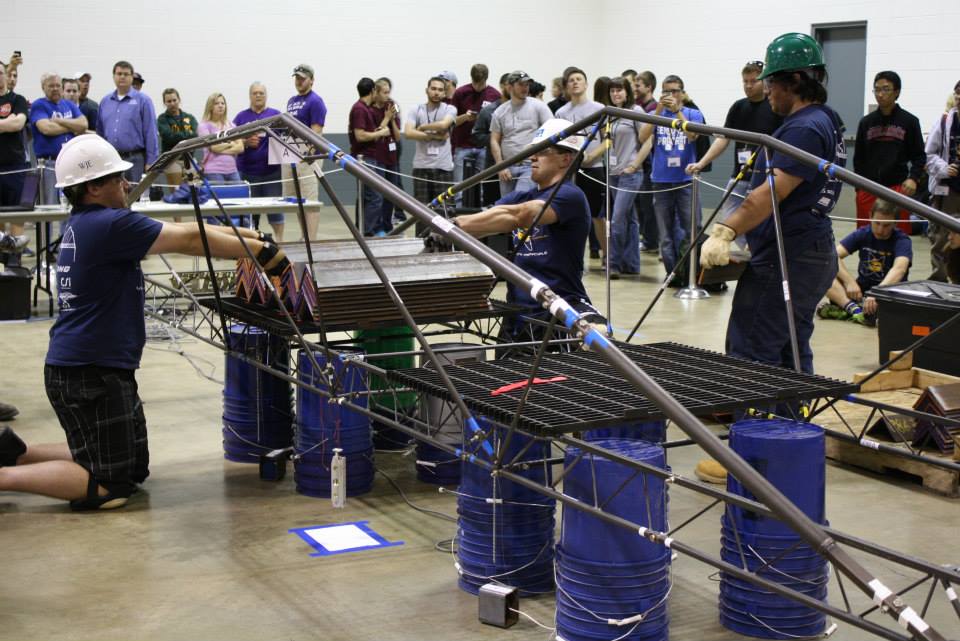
[
  {"xmin": 133, "ymin": 72, "xmax": 145, "ymax": 84},
  {"xmin": 72, "ymin": 71, "xmax": 91, "ymax": 80},
  {"xmin": 438, "ymin": 70, "xmax": 458, "ymax": 85},
  {"xmin": 293, "ymin": 64, "xmax": 314, "ymax": 79},
  {"xmin": 507, "ymin": 70, "xmax": 531, "ymax": 84}
]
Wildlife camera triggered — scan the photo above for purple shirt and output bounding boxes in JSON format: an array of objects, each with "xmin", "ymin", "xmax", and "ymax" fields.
[
  {"xmin": 286, "ymin": 91, "xmax": 327, "ymax": 129},
  {"xmin": 198, "ymin": 121, "xmax": 239, "ymax": 174},
  {"xmin": 233, "ymin": 107, "xmax": 281, "ymax": 175},
  {"xmin": 96, "ymin": 88, "xmax": 159, "ymax": 164}
]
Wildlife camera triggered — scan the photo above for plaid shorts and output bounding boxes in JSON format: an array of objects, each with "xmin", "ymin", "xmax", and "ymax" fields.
[
  {"xmin": 44, "ymin": 364, "xmax": 149, "ymax": 496},
  {"xmin": 412, "ymin": 168, "xmax": 454, "ymax": 205}
]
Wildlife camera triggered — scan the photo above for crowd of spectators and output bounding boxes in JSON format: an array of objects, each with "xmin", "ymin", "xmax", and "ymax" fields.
[{"xmin": 1, "ymin": 53, "xmax": 958, "ymax": 279}]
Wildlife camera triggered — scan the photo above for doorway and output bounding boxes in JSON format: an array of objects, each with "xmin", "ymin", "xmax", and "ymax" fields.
[{"xmin": 812, "ymin": 22, "xmax": 867, "ymax": 145}]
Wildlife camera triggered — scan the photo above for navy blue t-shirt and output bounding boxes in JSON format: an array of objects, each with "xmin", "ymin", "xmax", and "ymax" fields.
[
  {"xmin": 747, "ymin": 104, "xmax": 846, "ymax": 263},
  {"xmin": 839, "ymin": 225, "xmax": 912, "ymax": 291},
  {"xmin": 46, "ymin": 206, "xmax": 163, "ymax": 369},
  {"xmin": 497, "ymin": 181, "xmax": 592, "ymax": 311}
]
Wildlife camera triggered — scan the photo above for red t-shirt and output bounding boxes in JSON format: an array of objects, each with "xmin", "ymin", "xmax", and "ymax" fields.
[
  {"xmin": 348, "ymin": 100, "xmax": 378, "ymax": 158},
  {"xmin": 450, "ymin": 84, "xmax": 503, "ymax": 150}
]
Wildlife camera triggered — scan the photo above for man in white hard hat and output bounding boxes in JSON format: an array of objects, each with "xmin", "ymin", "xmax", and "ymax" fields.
[
  {"xmin": 0, "ymin": 134, "xmax": 289, "ymax": 510},
  {"xmin": 436, "ymin": 118, "xmax": 604, "ymax": 344}
]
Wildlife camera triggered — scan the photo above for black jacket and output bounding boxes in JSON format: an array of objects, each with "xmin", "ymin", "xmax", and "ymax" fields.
[{"xmin": 853, "ymin": 104, "xmax": 925, "ymax": 185}]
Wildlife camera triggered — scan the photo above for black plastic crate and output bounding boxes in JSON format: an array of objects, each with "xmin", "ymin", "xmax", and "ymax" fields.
[
  {"xmin": 871, "ymin": 280, "xmax": 960, "ymax": 376},
  {"xmin": 0, "ymin": 266, "xmax": 31, "ymax": 320}
]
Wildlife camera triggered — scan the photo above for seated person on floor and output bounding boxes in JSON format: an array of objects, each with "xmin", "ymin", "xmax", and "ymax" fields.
[
  {"xmin": 818, "ymin": 199, "xmax": 911, "ymax": 325},
  {"xmin": 428, "ymin": 118, "xmax": 605, "ymax": 348}
]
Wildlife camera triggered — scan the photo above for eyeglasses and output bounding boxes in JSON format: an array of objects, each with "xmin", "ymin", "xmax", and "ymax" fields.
[
  {"xmin": 662, "ymin": 89, "xmax": 683, "ymax": 95},
  {"xmin": 746, "ymin": 60, "xmax": 764, "ymax": 70},
  {"xmin": 872, "ymin": 87, "xmax": 896, "ymax": 94}
]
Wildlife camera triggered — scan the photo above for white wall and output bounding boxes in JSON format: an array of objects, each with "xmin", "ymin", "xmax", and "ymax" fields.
[
  {"xmin": 8, "ymin": 0, "xmax": 608, "ymax": 132},
  {"xmin": 600, "ymin": 0, "xmax": 960, "ymax": 133},
  {"xmin": 9, "ymin": 0, "xmax": 958, "ymax": 133}
]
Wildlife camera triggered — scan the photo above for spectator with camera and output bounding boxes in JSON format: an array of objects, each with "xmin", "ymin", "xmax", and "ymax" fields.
[{"xmin": 451, "ymin": 64, "xmax": 502, "ymax": 207}]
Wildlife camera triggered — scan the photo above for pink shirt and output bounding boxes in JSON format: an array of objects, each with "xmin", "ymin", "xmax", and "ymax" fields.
[{"xmin": 199, "ymin": 120, "xmax": 238, "ymax": 174}]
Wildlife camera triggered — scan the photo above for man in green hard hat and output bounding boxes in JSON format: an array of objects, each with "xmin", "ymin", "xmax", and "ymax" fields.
[{"xmin": 696, "ymin": 32, "xmax": 846, "ymax": 483}]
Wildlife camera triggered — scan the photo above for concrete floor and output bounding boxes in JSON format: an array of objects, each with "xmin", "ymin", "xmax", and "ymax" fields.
[{"xmin": 2, "ymin": 188, "xmax": 958, "ymax": 641}]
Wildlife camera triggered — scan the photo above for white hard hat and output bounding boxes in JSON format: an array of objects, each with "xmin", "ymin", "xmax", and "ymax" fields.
[
  {"xmin": 529, "ymin": 118, "xmax": 584, "ymax": 153},
  {"xmin": 54, "ymin": 134, "xmax": 133, "ymax": 188}
]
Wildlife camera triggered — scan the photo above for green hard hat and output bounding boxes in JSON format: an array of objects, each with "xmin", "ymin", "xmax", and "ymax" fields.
[{"xmin": 759, "ymin": 32, "xmax": 824, "ymax": 79}]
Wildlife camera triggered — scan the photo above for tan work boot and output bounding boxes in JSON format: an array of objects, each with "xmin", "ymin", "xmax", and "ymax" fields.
[{"xmin": 695, "ymin": 458, "xmax": 727, "ymax": 484}]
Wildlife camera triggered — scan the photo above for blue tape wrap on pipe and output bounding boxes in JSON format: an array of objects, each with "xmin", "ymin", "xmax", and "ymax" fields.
[
  {"xmin": 584, "ymin": 327, "xmax": 611, "ymax": 350},
  {"xmin": 465, "ymin": 416, "xmax": 495, "ymax": 456},
  {"xmin": 563, "ymin": 308, "xmax": 580, "ymax": 329}
]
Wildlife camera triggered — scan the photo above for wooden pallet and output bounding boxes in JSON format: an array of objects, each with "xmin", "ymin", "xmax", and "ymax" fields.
[
  {"xmin": 824, "ymin": 434, "xmax": 959, "ymax": 497},
  {"xmin": 817, "ymin": 366, "xmax": 960, "ymax": 497}
]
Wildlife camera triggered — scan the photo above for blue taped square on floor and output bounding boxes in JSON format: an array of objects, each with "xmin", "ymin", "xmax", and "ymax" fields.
[{"xmin": 289, "ymin": 521, "xmax": 404, "ymax": 557}]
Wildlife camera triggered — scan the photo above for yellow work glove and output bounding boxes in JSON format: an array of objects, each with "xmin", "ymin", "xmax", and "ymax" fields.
[{"xmin": 700, "ymin": 223, "xmax": 737, "ymax": 268}]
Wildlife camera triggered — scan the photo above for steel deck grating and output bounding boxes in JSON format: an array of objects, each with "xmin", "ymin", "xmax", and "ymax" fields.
[
  {"xmin": 201, "ymin": 296, "xmax": 511, "ymax": 335},
  {"xmin": 387, "ymin": 341, "xmax": 858, "ymax": 434}
]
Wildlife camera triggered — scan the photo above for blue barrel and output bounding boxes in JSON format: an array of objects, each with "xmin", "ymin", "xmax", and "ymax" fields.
[
  {"xmin": 583, "ymin": 420, "xmax": 667, "ymax": 443},
  {"xmin": 556, "ymin": 438, "xmax": 671, "ymax": 641},
  {"xmin": 221, "ymin": 324, "xmax": 292, "ymax": 463},
  {"xmin": 725, "ymin": 419, "xmax": 825, "ymax": 536},
  {"xmin": 561, "ymin": 439, "xmax": 668, "ymax": 564},
  {"xmin": 455, "ymin": 418, "xmax": 555, "ymax": 596},
  {"xmin": 293, "ymin": 349, "xmax": 374, "ymax": 498},
  {"xmin": 720, "ymin": 419, "xmax": 828, "ymax": 639}
]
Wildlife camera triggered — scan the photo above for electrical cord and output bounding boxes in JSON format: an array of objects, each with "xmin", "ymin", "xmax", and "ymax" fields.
[{"xmin": 374, "ymin": 464, "xmax": 457, "ymax": 524}]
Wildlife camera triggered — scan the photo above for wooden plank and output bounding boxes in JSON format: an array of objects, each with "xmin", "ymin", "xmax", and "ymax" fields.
[
  {"xmin": 825, "ymin": 436, "xmax": 959, "ymax": 497},
  {"xmin": 887, "ymin": 350, "xmax": 914, "ymax": 371},
  {"xmin": 853, "ymin": 369, "xmax": 915, "ymax": 392},
  {"xmin": 913, "ymin": 367, "xmax": 960, "ymax": 389}
]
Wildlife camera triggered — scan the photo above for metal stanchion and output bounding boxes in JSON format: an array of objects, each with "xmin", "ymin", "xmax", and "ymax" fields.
[
  {"xmin": 674, "ymin": 173, "xmax": 708, "ymax": 300},
  {"xmin": 355, "ymin": 174, "xmax": 363, "ymax": 232}
]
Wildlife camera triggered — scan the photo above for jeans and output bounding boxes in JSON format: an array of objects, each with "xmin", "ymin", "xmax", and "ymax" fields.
[
  {"xmin": 725, "ymin": 235, "xmax": 838, "ymax": 374},
  {"xmin": 205, "ymin": 171, "xmax": 243, "ymax": 184},
  {"xmin": 383, "ymin": 163, "xmax": 405, "ymax": 219},
  {"xmin": 636, "ymin": 172, "xmax": 658, "ymax": 247},
  {"xmin": 454, "ymin": 147, "xmax": 486, "ymax": 206},
  {"xmin": 716, "ymin": 178, "xmax": 749, "ymax": 250},
  {"xmin": 242, "ymin": 169, "xmax": 283, "ymax": 226},
  {"xmin": 0, "ymin": 162, "xmax": 27, "ymax": 206},
  {"xmin": 605, "ymin": 171, "xmax": 642, "ymax": 273},
  {"xmin": 653, "ymin": 182, "xmax": 699, "ymax": 275},
  {"xmin": 359, "ymin": 159, "xmax": 390, "ymax": 236},
  {"xmin": 498, "ymin": 162, "xmax": 534, "ymax": 197}
]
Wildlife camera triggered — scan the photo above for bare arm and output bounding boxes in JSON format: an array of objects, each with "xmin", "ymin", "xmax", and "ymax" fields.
[
  {"xmin": 834, "ymin": 244, "xmax": 857, "ymax": 286},
  {"xmin": 35, "ymin": 119, "xmax": 71, "ymax": 135},
  {"xmin": 354, "ymin": 127, "xmax": 389, "ymax": 143},
  {"xmin": 148, "ymin": 221, "xmax": 263, "ymax": 256},
  {"xmin": 721, "ymin": 169, "xmax": 804, "ymax": 235},
  {"xmin": 210, "ymin": 139, "xmax": 245, "ymax": 155},
  {"xmin": 404, "ymin": 121, "xmax": 433, "ymax": 141},
  {"xmin": 58, "ymin": 115, "xmax": 88, "ymax": 135},
  {"xmin": 456, "ymin": 200, "xmax": 559, "ymax": 238},
  {"xmin": 878, "ymin": 256, "xmax": 910, "ymax": 287},
  {"xmin": 419, "ymin": 115, "xmax": 454, "ymax": 133},
  {"xmin": 688, "ymin": 137, "xmax": 729, "ymax": 174},
  {"xmin": 0, "ymin": 113, "xmax": 26, "ymax": 133}
]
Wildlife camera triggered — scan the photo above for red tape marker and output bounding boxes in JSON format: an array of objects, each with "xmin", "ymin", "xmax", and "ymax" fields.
[{"xmin": 491, "ymin": 375, "xmax": 568, "ymax": 396}]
